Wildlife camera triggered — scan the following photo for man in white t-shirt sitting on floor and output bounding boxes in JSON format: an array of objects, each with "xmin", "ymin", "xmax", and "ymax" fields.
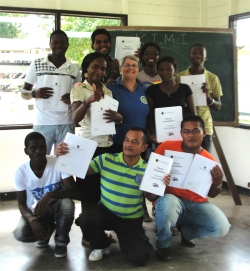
[{"xmin": 13, "ymin": 132, "xmax": 78, "ymax": 258}]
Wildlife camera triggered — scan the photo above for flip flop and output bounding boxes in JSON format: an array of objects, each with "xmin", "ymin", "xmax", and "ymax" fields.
[
  {"xmin": 105, "ymin": 231, "xmax": 117, "ymax": 243},
  {"xmin": 143, "ymin": 214, "xmax": 153, "ymax": 222},
  {"xmin": 171, "ymin": 226, "xmax": 179, "ymax": 236},
  {"xmin": 151, "ymin": 206, "xmax": 156, "ymax": 217}
]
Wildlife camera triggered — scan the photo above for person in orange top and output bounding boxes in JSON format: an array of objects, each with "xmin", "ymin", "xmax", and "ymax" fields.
[{"xmin": 145, "ymin": 115, "xmax": 230, "ymax": 262}]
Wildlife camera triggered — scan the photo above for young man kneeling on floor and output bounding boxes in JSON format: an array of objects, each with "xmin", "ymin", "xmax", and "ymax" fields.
[
  {"xmin": 13, "ymin": 132, "xmax": 79, "ymax": 258},
  {"xmin": 145, "ymin": 115, "xmax": 230, "ymax": 262}
]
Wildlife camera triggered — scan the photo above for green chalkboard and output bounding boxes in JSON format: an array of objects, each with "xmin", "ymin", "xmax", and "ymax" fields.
[{"xmin": 104, "ymin": 26, "xmax": 237, "ymax": 125}]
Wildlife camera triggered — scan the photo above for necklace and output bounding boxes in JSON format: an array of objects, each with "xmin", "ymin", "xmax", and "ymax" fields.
[{"xmin": 160, "ymin": 84, "xmax": 176, "ymax": 97}]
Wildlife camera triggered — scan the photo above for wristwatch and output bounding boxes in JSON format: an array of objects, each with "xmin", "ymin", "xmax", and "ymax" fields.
[
  {"xmin": 31, "ymin": 90, "xmax": 36, "ymax": 98},
  {"xmin": 213, "ymin": 183, "xmax": 222, "ymax": 189},
  {"xmin": 83, "ymin": 100, "xmax": 91, "ymax": 108},
  {"xmin": 208, "ymin": 98, "xmax": 215, "ymax": 106}
]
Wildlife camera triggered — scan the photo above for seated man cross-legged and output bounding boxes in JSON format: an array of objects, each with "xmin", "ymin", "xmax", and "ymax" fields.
[
  {"xmin": 56, "ymin": 128, "xmax": 154, "ymax": 266},
  {"xmin": 13, "ymin": 132, "xmax": 78, "ymax": 258},
  {"xmin": 145, "ymin": 115, "xmax": 230, "ymax": 262}
]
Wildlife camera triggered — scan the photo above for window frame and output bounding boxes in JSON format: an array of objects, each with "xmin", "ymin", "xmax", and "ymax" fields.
[
  {"xmin": 0, "ymin": 6, "xmax": 127, "ymax": 130},
  {"xmin": 229, "ymin": 12, "xmax": 250, "ymax": 129}
]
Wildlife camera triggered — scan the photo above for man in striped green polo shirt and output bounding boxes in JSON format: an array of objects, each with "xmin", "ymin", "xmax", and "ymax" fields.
[{"xmin": 56, "ymin": 127, "xmax": 154, "ymax": 266}]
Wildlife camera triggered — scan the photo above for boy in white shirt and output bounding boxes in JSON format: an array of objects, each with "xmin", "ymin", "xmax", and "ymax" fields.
[{"xmin": 13, "ymin": 132, "xmax": 78, "ymax": 258}]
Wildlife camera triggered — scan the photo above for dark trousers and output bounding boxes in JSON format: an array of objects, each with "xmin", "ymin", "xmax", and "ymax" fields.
[
  {"xmin": 76, "ymin": 146, "xmax": 112, "ymax": 211},
  {"xmin": 13, "ymin": 198, "xmax": 75, "ymax": 246},
  {"xmin": 201, "ymin": 135, "xmax": 212, "ymax": 153},
  {"xmin": 79, "ymin": 204, "xmax": 153, "ymax": 266}
]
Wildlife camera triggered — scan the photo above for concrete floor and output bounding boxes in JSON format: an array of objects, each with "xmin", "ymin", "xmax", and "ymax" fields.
[{"xmin": 0, "ymin": 189, "xmax": 249, "ymax": 271}]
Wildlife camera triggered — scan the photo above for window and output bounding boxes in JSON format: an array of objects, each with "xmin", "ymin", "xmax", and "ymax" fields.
[
  {"xmin": 0, "ymin": 12, "xmax": 55, "ymax": 126},
  {"xmin": 0, "ymin": 7, "xmax": 126, "ymax": 128},
  {"xmin": 229, "ymin": 12, "xmax": 250, "ymax": 125},
  {"xmin": 61, "ymin": 16, "xmax": 121, "ymax": 66}
]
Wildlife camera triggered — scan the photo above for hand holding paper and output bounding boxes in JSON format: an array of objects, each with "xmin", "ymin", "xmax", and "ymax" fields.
[
  {"xmin": 139, "ymin": 152, "xmax": 173, "ymax": 196},
  {"xmin": 43, "ymin": 75, "xmax": 68, "ymax": 112},
  {"xmin": 90, "ymin": 95, "xmax": 119, "ymax": 136},
  {"xmin": 55, "ymin": 133, "xmax": 97, "ymax": 179},
  {"xmin": 210, "ymin": 164, "xmax": 223, "ymax": 186},
  {"xmin": 180, "ymin": 74, "xmax": 206, "ymax": 106}
]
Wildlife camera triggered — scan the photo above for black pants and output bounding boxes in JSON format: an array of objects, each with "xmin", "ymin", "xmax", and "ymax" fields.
[
  {"xmin": 76, "ymin": 146, "xmax": 112, "ymax": 211},
  {"xmin": 79, "ymin": 204, "xmax": 153, "ymax": 266}
]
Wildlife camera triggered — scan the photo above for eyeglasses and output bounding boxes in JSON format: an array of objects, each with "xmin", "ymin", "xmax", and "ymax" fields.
[
  {"xmin": 181, "ymin": 129, "xmax": 202, "ymax": 135},
  {"xmin": 122, "ymin": 64, "xmax": 139, "ymax": 68}
]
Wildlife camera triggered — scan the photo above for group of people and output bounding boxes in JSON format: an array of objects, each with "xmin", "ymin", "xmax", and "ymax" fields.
[{"xmin": 13, "ymin": 28, "xmax": 230, "ymax": 266}]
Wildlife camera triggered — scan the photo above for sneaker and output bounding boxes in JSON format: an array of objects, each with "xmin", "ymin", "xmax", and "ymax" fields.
[
  {"xmin": 36, "ymin": 239, "xmax": 49, "ymax": 248},
  {"xmin": 54, "ymin": 245, "xmax": 67, "ymax": 258},
  {"xmin": 181, "ymin": 233, "xmax": 196, "ymax": 247},
  {"xmin": 36, "ymin": 223, "xmax": 55, "ymax": 248},
  {"xmin": 157, "ymin": 247, "xmax": 171, "ymax": 261},
  {"xmin": 177, "ymin": 225, "xmax": 196, "ymax": 247},
  {"xmin": 88, "ymin": 247, "xmax": 110, "ymax": 261}
]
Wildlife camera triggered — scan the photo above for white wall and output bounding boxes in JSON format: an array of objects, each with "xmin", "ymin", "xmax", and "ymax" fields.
[
  {"xmin": 1, "ymin": 0, "xmax": 250, "ymax": 190},
  {"xmin": 211, "ymin": 127, "xmax": 250, "ymax": 188}
]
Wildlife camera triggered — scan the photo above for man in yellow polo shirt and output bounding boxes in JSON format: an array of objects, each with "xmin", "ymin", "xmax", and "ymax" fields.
[{"xmin": 177, "ymin": 44, "xmax": 223, "ymax": 153}]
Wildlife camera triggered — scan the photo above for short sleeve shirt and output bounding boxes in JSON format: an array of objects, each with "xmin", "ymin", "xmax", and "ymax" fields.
[
  {"xmin": 155, "ymin": 140, "xmax": 216, "ymax": 202},
  {"xmin": 25, "ymin": 55, "xmax": 81, "ymax": 125},
  {"xmin": 70, "ymin": 80, "xmax": 113, "ymax": 147},
  {"xmin": 176, "ymin": 68, "xmax": 223, "ymax": 135}
]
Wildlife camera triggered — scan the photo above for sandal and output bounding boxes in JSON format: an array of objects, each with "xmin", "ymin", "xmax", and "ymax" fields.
[
  {"xmin": 151, "ymin": 206, "xmax": 156, "ymax": 217},
  {"xmin": 82, "ymin": 237, "xmax": 92, "ymax": 249},
  {"xmin": 105, "ymin": 231, "xmax": 117, "ymax": 243},
  {"xmin": 171, "ymin": 225, "xmax": 179, "ymax": 236},
  {"xmin": 143, "ymin": 214, "xmax": 153, "ymax": 222}
]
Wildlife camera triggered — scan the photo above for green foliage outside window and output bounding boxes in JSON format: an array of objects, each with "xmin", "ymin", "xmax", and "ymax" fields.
[{"xmin": 62, "ymin": 17, "xmax": 121, "ymax": 66}]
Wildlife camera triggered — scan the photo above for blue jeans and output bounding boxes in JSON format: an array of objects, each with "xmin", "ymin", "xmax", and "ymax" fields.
[
  {"xmin": 13, "ymin": 198, "xmax": 75, "ymax": 247},
  {"xmin": 155, "ymin": 194, "xmax": 230, "ymax": 248},
  {"xmin": 33, "ymin": 124, "xmax": 75, "ymax": 155}
]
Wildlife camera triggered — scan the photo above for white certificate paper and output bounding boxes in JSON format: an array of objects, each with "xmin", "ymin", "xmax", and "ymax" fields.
[
  {"xmin": 55, "ymin": 133, "xmax": 97, "ymax": 179},
  {"xmin": 182, "ymin": 154, "xmax": 218, "ymax": 198},
  {"xmin": 164, "ymin": 150, "xmax": 220, "ymax": 198},
  {"xmin": 43, "ymin": 75, "xmax": 69, "ymax": 112},
  {"xmin": 164, "ymin": 150, "xmax": 194, "ymax": 188},
  {"xmin": 115, "ymin": 36, "xmax": 140, "ymax": 63},
  {"xmin": 155, "ymin": 106, "xmax": 183, "ymax": 143},
  {"xmin": 139, "ymin": 152, "xmax": 173, "ymax": 196},
  {"xmin": 180, "ymin": 74, "xmax": 206, "ymax": 106},
  {"xmin": 90, "ymin": 95, "xmax": 119, "ymax": 136}
]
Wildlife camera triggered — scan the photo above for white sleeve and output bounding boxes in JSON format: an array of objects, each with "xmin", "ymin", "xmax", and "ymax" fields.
[{"xmin": 24, "ymin": 61, "xmax": 37, "ymax": 86}]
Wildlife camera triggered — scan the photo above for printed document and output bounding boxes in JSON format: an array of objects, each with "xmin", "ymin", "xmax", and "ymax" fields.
[
  {"xmin": 115, "ymin": 36, "xmax": 140, "ymax": 63},
  {"xmin": 90, "ymin": 95, "xmax": 119, "ymax": 136},
  {"xmin": 165, "ymin": 150, "xmax": 219, "ymax": 198},
  {"xmin": 43, "ymin": 75, "xmax": 68, "ymax": 112},
  {"xmin": 182, "ymin": 154, "xmax": 218, "ymax": 198},
  {"xmin": 180, "ymin": 74, "xmax": 206, "ymax": 106},
  {"xmin": 155, "ymin": 106, "xmax": 183, "ymax": 143},
  {"xmin": 164, "ymin": 150, "xmax": 194, "ymax": 188},
  {"xmin": 56, "ymin": 133, "xmax": 97, "ymax": 179},
  {"xmin": 139, "ymin": 152, "xmax": 173, "ymax": 196}
]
